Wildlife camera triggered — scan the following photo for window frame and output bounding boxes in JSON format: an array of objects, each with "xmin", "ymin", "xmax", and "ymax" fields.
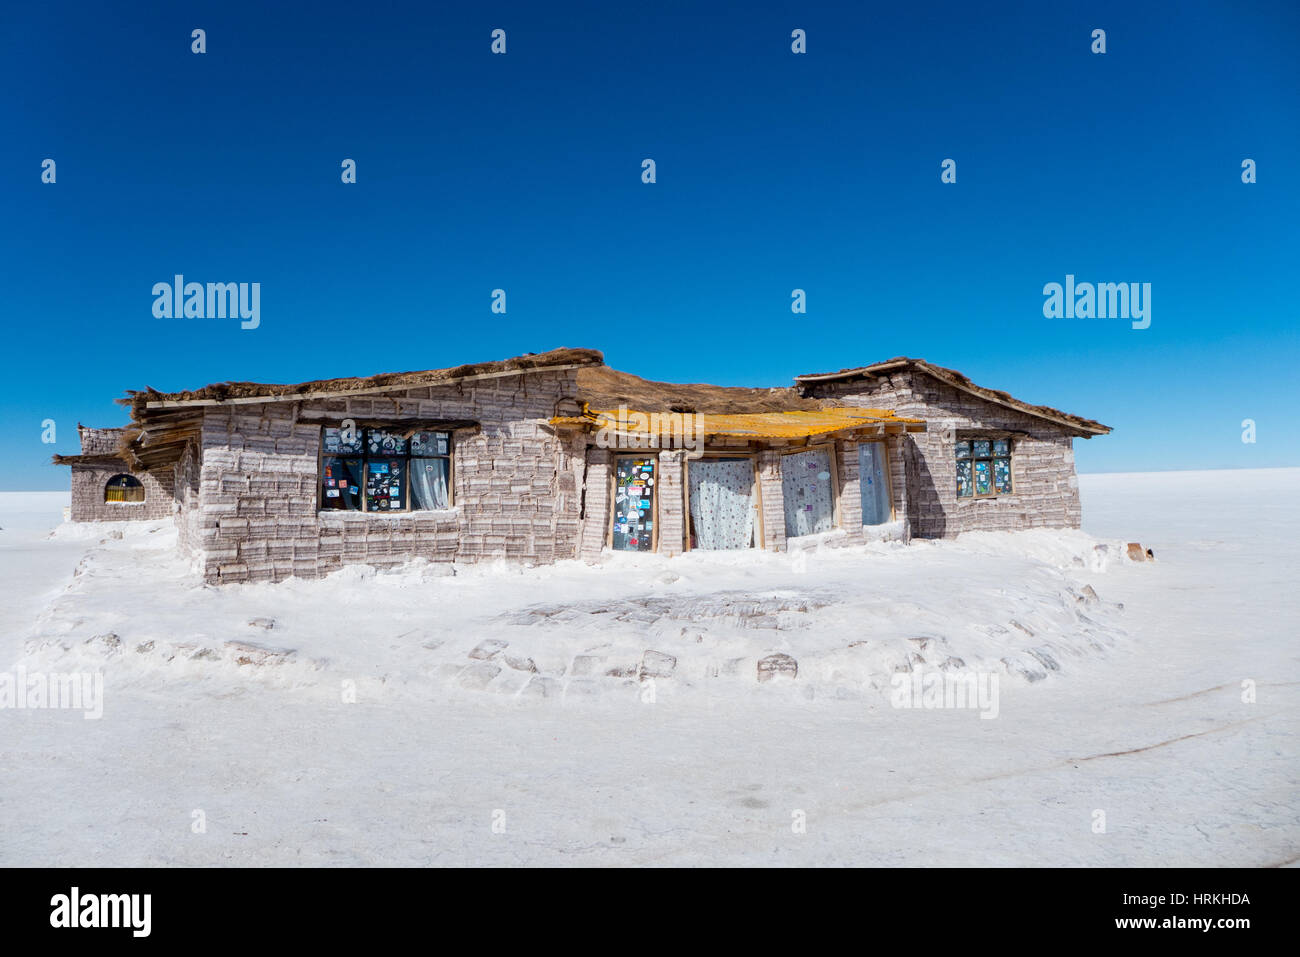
[
  {"xmin": 955, "ymin": 435, "xmax": 1014, "ymax": 500},
  {"xmin": 104, "ymin": 473, "xmax": 146, "ymax": 505},
  {"xmin": 778, "ymin": 441, "xmax": 842, "ymax": 536},
  {"xmin": 318, "ymin": 427, "xmax": 454, "ymax": 514},
  {"xmin": 856, "ymin": 439, "xmax": 895, "ymax": 525},
  {"xmin": 681, "ymin": 451, "xmax": 763, "ymax": 552}
]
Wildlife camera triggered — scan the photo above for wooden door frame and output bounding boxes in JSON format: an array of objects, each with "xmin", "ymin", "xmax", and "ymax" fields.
[
  {"xmin": 855, "ymin": 437, "xmax": 896, "ymax": 524},
  {"xmin": 607, "ymin": 452, "xmax": 660, "ymax": 553},
  {"xmin": 681, "ymin": 451, "xmax": 763, "ymax": 552},
  {"xmin": 778, "ymin": 442, "xmax": 842, "ymax": 533}
]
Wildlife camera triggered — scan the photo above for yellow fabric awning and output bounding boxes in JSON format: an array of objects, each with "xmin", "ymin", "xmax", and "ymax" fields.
[{"xmin": 549, "ymin": 406, "xmax": 925, "ymax": 439}]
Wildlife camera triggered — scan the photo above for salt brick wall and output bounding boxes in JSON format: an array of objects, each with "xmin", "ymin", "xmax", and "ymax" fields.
[
  {"xmin": 191, "ymin": 369, "xmax": 584, "ymax": 584},
  {"xmin": 655, "ymin": 451, "xmax": 684, "ymax": 556},
  {"xmin": 756, "ymin": 450, "xmax": 785, "ymax": 551},
  {"xmin": 172, "ymin": 440, "xmax": 203, "ymax": 557},
  {"xmin": 69, "ymin": 427, "xmax": 175, "ymax": 522},
  {"xmin": 578, "ymin": 448, "xmax": 612, "ymax": 561},
  {"xmin": 832, "ymin": 438, "xmax": 864, "ymax": 545},
  {"xmin": 69, "ymin": 463, "xmax": 174, "ymax": 522},
  {"xmin": 809, "ymin": 371, "xmax": 1084, "ymax": 538},
  {"xmin": 78, "ymin": 426, "xmax": 124, "ymax": 456},
  {"xmin": 885, "ymin": 433, "xmax": 910, "ymax": 537}
]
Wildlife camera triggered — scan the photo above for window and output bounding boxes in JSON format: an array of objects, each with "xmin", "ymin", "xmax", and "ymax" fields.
[
  {"xmin": 105, "ymin": 473, "xmax": 145, "ymax": 504},
  {"xmin": 955, "ymin": 438, "xmax": 1012, "ymax": 499},
  {"xmin": 320, "ymin": 428, "xmax": 451, "ymax": 512}
]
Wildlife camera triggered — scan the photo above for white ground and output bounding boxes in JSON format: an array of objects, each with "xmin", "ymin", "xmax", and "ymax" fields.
[{"xmin": 0, "ymin": 469, "xmax": 1296, "ymax": 866}]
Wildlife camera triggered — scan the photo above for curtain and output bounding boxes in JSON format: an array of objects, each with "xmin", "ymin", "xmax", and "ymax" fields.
[
  {"xmin": 688, "ymin": 458, "xmax": 754, "ymax": 550},
  {"xmin": 411, "ymin": 458, "xmax": 450, "ymax": 510},
  {"xmin": 781, "ymin": 448, "xmax": 835, "ymax": 538},
  {"xmin": 858, "ymin": 442, "xmax": 889, "ymax": 525},
  {"xmin": 320, "ymin": 457, "xmax": 363, "ymax": 510}
]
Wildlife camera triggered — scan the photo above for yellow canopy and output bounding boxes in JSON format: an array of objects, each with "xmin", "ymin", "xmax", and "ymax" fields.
[{"xmin": 549, "ymin": 406, "xmax": 925, "ymax": 439}]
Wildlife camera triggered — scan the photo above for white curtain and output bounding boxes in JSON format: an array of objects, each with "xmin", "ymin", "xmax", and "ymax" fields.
[
  {"xmin": 411, "ymin": 458, "xmax": 449, "ymax": 510},
  {"xmin": 781, "ymin": 448, "xmax": 835, "ymax": 538},
  {"xmin": 688, "ymin": 459, "xmax": 754, "ymax": 550}
]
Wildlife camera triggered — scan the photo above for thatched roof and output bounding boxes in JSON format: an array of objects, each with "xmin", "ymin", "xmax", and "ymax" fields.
[
  {"xmin": 574, "ymin": 366, "xmax": 819, "ymax": 414},
  {"xmin": 795, "ymin": 357, "xmax": 1111, "ymax": 436},
  {"xmin": 50, "ymin": 453, "xmax": 128, "ymax": 467},
  {"xmin": 119, "ymin": 347, "xmax": 604, "ymax": 418},
  {"xmin": 65, "ymin": 347, "xmax": 1110, "ymax": 475},
  {"xmin": 114, "ymin": 348, "xmax": 606, "ymax": 473}
]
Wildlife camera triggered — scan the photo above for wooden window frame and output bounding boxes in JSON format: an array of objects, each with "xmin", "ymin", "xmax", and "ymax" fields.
[
  {"xmin": 317, "ymin": 427, "xmax": 455, "ymax": 514},
  {"xmin": 681, "ymin": 451, "xmax": 764, "ymax": 552},
  {"xmin": 778, "ymin": 442, "xmax": 842, "ymax": 533},
  {"xmin": 105, "ymin": 473, "xmax": 146, "ymax": 505},
  {"xmin": 955, "ymin": 435, "xmax": 1014, "ymax": 500}
]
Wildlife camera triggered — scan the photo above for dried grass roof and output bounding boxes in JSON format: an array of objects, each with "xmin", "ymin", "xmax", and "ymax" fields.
[
  {"xmin": 119, "ymin": 347, "xmax": 605, "ymax": 417},
  {"xmin": 113, "ymin": 348, "xmax": 606, "ymax": 472},
  {"xmin": 69, "ymin": 347, "xmax": 1109, "ymax": 475},
  {"xmin": 574, "ymin": 366, "xmax": 818, "ymax": 414},
  {"xmin": 795, "ymin": 357, "xmax": 1111, "ymax": 436},
  {"xmin": 50, "ymin": 453, "xmax": 127, "ymax": 466}
]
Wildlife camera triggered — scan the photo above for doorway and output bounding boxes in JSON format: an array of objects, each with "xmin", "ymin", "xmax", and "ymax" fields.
[
  {"xmin": 858, "ymin": 441, "xmax": 891, "ymax": 525},
  {"xmin": 611, "ymin": 455, "xmax": 657, "ymax": 551},
  {"xmin": 685, "ymin": 456, "xmax": 758, "ymax": 550},
  {"xmin": 781, "ymin": 446, "xmax": 836, "ymax": 538}
]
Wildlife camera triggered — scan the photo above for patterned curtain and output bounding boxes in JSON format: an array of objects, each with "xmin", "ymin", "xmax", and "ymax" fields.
[
  {"xmin": 688, "ymin": 458, "xmax": 755, "ymax": 550},
  {"xmin": 781, "ymin": 448, "xmax": 835, "ymax": 538}
]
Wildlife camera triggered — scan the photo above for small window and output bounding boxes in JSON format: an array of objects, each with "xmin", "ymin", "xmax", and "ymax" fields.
[
  {"xmin": 105, "ymin": 474, "xmax": 144, "ymax": 504},
  {"xmin": 323, "ymin": 427, "xmax": 364, "ymax": 455},
  {"xmin": 321, "ymin": 428, "xmax": 451, "ymax": 512},
  {"xmin": 366, "ymin": 430, "xmax": 409, "ymax": 456},
  {"xmin": 955, "ymin": 438, "xmax": 1012, "ymax": 499}
]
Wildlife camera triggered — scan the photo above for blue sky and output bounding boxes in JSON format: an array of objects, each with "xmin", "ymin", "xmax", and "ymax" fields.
[{"xmin": 3, "ymin": 0, "xmax": 1297, "ymax": 489}]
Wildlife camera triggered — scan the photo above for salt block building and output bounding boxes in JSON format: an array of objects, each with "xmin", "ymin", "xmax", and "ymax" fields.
[
  {"xmin": 54, "ymin": 425, "xmax": 175, "ymax": 522},
  {"xmin": 54, "ymin": 348, "xmax": 1110, "ymax": 583},
  {"xmin": 794, "ymin": 357, "xmax": 1111, "ymax": 537}
]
